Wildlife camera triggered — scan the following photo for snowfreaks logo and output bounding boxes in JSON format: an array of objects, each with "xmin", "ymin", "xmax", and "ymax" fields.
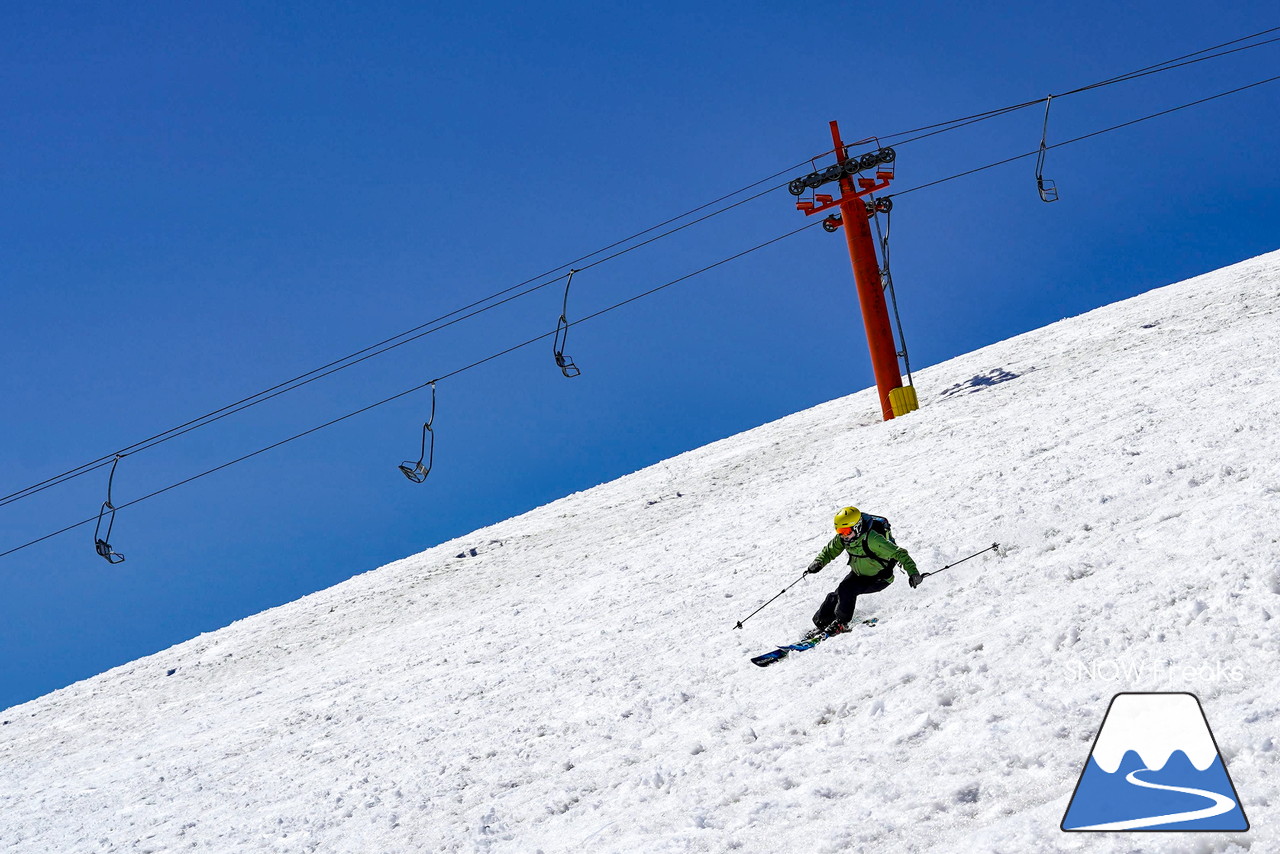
[
  {"xmin": 1065, "ymin": 657, "xmax": 1245, "ymax": 683},
  {"xmin": 1061, "ymin": 692, "xmax": 1249, "ymax": 832}
]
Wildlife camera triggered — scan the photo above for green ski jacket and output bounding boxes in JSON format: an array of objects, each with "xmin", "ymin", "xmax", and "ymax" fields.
[{"xmin": 812, "ymin": 530, "xmax": 919, "ymax": 582}]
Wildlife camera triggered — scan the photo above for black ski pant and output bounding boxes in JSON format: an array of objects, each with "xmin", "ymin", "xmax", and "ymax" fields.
[{"xmin": 813, "ymin": 572, "xmax": 891, "ymax": 627}]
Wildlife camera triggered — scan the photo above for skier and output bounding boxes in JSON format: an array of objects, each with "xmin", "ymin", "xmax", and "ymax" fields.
[{"xmin": 805, "ymin": 506, "xmax": 923, "ymax": 636}]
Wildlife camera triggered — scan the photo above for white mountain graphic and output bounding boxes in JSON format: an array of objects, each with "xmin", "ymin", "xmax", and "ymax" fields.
[{"xmin": 1091, "ymin": 693, "xmax": 1218, "ymax": 773}]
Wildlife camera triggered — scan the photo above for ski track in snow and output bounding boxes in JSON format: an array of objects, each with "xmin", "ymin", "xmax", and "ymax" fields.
[
  {"xmin": 1071, "ymin": 767, "xmax": 1236, "ymax": 830},
  {"xmin": 3, "ymin": 251, "xmax": 1280, "ymax": 852}
]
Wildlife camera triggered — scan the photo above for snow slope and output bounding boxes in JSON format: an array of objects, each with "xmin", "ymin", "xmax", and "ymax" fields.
[{"xmin": 3, "ymin": 251, "xmax": 1279, "ymax": 853}]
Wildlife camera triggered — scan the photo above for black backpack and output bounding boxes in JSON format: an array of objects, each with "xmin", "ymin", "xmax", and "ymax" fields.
[{"xmin": 857, "ymin": 514, "xmax": 898, "ymax": 575}]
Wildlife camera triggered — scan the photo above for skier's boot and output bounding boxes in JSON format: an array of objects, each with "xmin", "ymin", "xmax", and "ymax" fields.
[{"xmin": 823, "ymin": 621, "xmax": 849, "ymax": 636}]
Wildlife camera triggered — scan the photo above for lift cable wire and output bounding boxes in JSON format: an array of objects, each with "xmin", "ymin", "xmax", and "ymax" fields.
[
  {"xmin": 0, "ymin": 219, "xmax": 824, "ymax": 562},
  {"xmin": 0, "ymin": 162, "xmax": 815, "ymax": 513},
  {"xmin": 5, "ymin": 26, "xmax": 1277, "ymax": 511},
  {"xmin": 889, "ymin": 71, "xmax": 1280, "ymax": 199},
  {"xmin": 1061, "ymin": 29, "xmax": 1280, "ymax": 96},
  {"xmin": 879, "ymin": 25, "xmax": 1280, "ymax": 149},
  {"xmin": 7, "ymin": 63, "xmax": 1279, "ymax": 561}
]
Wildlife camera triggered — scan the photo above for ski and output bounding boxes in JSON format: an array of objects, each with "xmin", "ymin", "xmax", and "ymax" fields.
[{"xmin": 750, "ymin": 617, "xmax": 878, "ymax": 667}]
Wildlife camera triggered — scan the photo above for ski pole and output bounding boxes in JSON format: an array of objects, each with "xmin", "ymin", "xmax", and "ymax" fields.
[
  {"xmin": 734, "ymin": 571, "xmax": 809, "ymax": 630},
  {"xmin": 919, "ymin": 542, "xmax": 999, "ymax": 580}
]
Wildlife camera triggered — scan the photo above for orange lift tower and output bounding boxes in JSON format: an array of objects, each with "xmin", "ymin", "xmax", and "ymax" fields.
[{"xmin": 790, "ymin": 120, "xmax": 918, "ymax": 421}]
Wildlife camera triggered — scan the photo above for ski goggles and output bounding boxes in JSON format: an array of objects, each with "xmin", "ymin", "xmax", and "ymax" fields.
[{"xmin": 835, "ymin": 526, "xmax": 854, "ymax": 536}]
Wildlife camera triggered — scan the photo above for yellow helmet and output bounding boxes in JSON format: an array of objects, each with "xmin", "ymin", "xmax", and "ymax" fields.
[{"xmin": 833, "ymin": 506, "xmax": 862, "ymax": 531}]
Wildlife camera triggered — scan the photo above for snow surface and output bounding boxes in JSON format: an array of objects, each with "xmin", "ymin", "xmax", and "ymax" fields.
[
  {"xmin": 3, "ymin": 251, "xmax": 1280, "ymax": 853},
  {"xmin": 1091, "ymin": 693, "xmax": 1219, "ymax": 773}
]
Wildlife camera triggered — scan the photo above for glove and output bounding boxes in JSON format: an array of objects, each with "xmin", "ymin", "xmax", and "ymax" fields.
[
  {"xmin": 909, "ymin": 573, "xmax": 924, "ymax": 589},
  {"xmin": 805, "ymin": 560, "xmax": 823, "ymax": 575}
]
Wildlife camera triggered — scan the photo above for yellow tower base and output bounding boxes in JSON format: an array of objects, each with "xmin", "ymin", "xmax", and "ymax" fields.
[{"xmin": 889, "ymin": 385, "xmax": 919, "ymax": 417}]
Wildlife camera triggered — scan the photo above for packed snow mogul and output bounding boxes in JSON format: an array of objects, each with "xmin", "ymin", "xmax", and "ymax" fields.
[{"xmin": 805, "ymin": 506, "xmax": 922, "ymax": 637}]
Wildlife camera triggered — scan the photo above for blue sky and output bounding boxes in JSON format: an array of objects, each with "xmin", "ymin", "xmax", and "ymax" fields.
[{"xmin": 2, "ymin": 2, "xmax": 1277, "ymax": 711}]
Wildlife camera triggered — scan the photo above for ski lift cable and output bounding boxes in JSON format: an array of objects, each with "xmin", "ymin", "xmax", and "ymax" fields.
[
  {"xmin": 881, "ymin": 27, "xmax": 1280, "ymax": 149},
  {"xmin": 888, "ymin": 71, "xmax": 1280, "ymax": 199},
  {"xmin": 0, "ymin": 165, "xmax": 812, "ymax": 513},
  {"xmin": 10, "ymin": 67, "xmax": 1279, "ymax": 560},
  {"xmin": 7, "ymin": 28, "xmax": 1277, "ymax": 511},
  {"xmin": 1062, "ymin": 31, "xmax": 1280, "ymax": 97},
  {"xmin": 0, "ymin": 219, "xmax": 824, "ymax": 562},
  {"xmin": 430, "ymin": 218, "xmax": 824, "ymax": 385}
]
